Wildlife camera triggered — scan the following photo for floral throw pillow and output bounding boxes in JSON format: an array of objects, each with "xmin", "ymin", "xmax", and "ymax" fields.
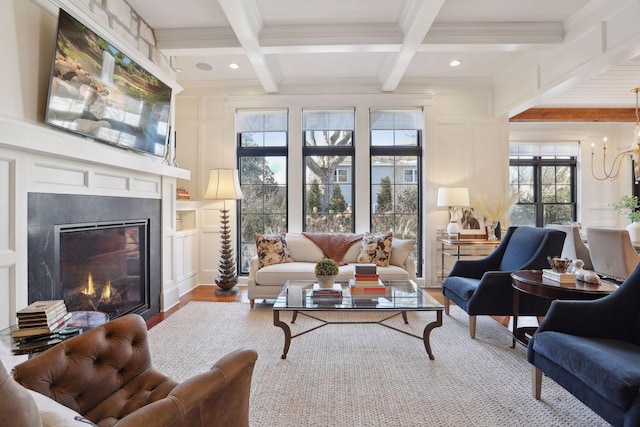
[
  {"xmin": 255, "ymin": 232, "xmax": 294, "ymax": 268},
  {"xmin": 356, "ymin": 231, "xmax": 393, "ymax": 267}
]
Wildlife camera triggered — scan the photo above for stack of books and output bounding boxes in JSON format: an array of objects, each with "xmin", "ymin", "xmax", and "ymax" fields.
[
  {"xmin": 311, "ymin": 289, "xmax": 343, "ymax": 305},
  {"xmin": 542, "ymin": 269, "xmax": 577, "ymax": 284},
  {"xmin": 176, "ymin": 187, "xmax": 190, "ymax": 200},
  {"xmin": 351, "ymin": 264, "xmax": 385, "ymax": 293},
  {"xmin": 13, "ymin": 300, "xmax": 71, "ymax": 341}
]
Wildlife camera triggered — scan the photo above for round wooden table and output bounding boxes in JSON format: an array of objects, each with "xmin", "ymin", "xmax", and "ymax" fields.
[{"xmin": 510, "ymin": 270, "xmax": 619, "ymax": 347}]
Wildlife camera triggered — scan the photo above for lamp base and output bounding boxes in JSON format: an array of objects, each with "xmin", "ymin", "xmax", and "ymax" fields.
[
  {"xmin": 446, "ymin": 221, "xmax": 461, "ymax": 239},
  {"xmin": 215, "ymin": 286, "xmax": 238, "ymax": 296}
]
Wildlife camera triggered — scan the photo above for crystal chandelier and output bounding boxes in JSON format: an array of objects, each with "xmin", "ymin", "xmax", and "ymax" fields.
[{"xmin": 591, "ymin": 87, "xmax": 640, "ymax": 183}]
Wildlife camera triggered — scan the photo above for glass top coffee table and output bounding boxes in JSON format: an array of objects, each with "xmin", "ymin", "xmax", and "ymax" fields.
[{"xmin": 273, "ymin": 280, "xmax": 444, "ymax": 360}]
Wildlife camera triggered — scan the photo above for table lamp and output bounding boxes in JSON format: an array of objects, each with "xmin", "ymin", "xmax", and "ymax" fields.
[
  {"xmin": 204, "ymin": 169, "xmax": 243, "ymax": 295},
  {"xmin": 437, "ymin": 187, "xmax": 470, "ymax": 238}
]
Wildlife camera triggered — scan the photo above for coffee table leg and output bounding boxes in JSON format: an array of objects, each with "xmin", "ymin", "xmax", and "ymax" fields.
[
  {"xmin": 422, "ymin": 310, "xmax": 443, "ymax": 360},
  {"xmin": 273, "ymin": 311, "xmax": 291, "ymax": 359}
]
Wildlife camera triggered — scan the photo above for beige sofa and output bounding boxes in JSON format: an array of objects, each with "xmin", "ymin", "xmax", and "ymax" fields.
[{"xmin": 247, "ymin": 232, "xmax": 417, "ymax": 307}]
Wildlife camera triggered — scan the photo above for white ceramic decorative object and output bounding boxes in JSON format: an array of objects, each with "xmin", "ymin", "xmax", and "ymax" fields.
[
  {"xmin": 627, "ymin": 222, "xmax": 640, "ymax": 243},
  {"xmin": 570, "ymin": 259, "xmax": 584, "ymax": 274},
  {"xmin": 582, "ymin": 271, "xmax": 601, "ymax": 285},
  {"xmin": 316, "ymin": 275, "xmax": 336, "ymax": 289}
]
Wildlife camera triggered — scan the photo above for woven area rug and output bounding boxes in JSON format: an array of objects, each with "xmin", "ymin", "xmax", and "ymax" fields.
[{"xmin": 148, "ymin": 302, "xmax": 607, "ymax": 426}]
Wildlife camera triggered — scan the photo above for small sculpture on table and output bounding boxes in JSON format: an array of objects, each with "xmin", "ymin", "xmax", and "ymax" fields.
[{"xmin": 569, "ymin": 259, "xmax": 601, "ymax": 285}]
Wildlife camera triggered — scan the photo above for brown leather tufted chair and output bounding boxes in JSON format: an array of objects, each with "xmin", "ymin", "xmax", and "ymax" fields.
[{"xmin": 12, "ymin": 313, "xmax": 258, "ymax": 427}]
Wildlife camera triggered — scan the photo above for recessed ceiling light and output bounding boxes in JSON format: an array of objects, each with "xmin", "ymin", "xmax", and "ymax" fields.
[
  {"xmin": 228, "ymin": 62, "xmax": 240, "ymax": 70},
  {"xmin": 449, "ymin": 59, "xmax": 462, "ymax": 67},
  {"xmin": 195, "ymin": 62, "xmax": 213, "ymax": 71}
]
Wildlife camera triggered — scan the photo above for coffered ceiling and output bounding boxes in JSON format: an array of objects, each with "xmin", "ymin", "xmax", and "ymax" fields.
[{"xmin": 126, "ymin": 0, "xmax": 640, "ymax": 113}]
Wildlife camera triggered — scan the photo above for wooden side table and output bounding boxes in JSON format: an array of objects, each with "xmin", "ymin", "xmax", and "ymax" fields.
[{"xmin": 510, "ymin": 270, "xmax": 618, "ymax": 347}]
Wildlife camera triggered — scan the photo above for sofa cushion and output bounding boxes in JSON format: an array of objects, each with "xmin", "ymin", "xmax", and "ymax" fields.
[
  {"xmin": 533, "ymin": 331, "xmax": 640, "ymax": 410},
  {"xmin": 302, "ymin": 232, "xmax": 363, "ymax": 264},
  {"xmin": 254, "ymin": 262, "xmax": 410, "ymax": 286},
  {"xmin": 390, "ymin": 238, "xmax": 415, "ymax": 267},
  {"xmin": 442, "ymin": 276, "xmax": 479, "ymax": 301},
  {"xmin": 357, "ymin": 231, "xmax": 393, "ymax": 266},
  {"xmin": 255, "ymin": 232, "xmax": 294, "ymax": 267},
  {"xmin": 376, "ymin": 265, "xmax": 412, "ymax": 281},
  {"xmin": 255, "ymin": 262, "xmax": 355, "ymax": 285},
  {"xmin": 285, "ymin": 233, "xmax": 324, "ymax": 262}
]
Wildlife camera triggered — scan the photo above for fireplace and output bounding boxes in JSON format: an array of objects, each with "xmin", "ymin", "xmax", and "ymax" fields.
[
  {"xmin": 57, "ymin": 220, "xmax": 148, "ymax": 318},
  {"xmin": 28, "ymin": 193, "xmax": 161, "ymax": 320}
]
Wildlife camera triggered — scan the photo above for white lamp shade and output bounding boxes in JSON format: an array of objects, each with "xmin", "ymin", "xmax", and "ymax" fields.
[
  {"xmin": 437, "ymin": 187, "xmax": 470, "ymax": 208},
  {"xmin": 204, "ymin": 169, "xmax": 244, "ymax": 200}
]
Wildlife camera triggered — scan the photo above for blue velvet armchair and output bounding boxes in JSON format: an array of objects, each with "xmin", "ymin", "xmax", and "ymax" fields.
[
  {"xmin": 442, "ymin": 226, "xmax": 566, "ymax": 338},
  {"xmin": 527, "ymin": 264, "xmax": 640, "ymax": 427}
]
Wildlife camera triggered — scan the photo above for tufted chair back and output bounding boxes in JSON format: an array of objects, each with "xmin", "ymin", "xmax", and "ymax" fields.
[{"xmin": 12, "ymin": 313, "xmax": 258, "ymax": 427}]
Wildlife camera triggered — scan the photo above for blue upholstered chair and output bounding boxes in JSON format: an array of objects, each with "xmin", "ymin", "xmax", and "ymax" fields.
[
  {"xmin": 527, "ymin": 264, "xmax": 640, "ymax": 427},
  {"xmin": 442, "ymin": 226, "xmax": 566, "ymax": 339}
]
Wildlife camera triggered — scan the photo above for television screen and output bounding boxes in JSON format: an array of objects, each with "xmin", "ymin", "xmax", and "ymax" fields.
[{"xmin": 45, "ymin": 9, "xmax": 172, "ymax": 158}]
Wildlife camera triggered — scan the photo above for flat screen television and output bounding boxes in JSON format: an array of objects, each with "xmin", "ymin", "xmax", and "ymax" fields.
[{"xmin": 44, "ymin": 9, "xmax": 172, "ymax": 158}]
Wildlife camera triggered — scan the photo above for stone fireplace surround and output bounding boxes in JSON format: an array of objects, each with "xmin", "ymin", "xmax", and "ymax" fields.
[{"xmin": 28, "ymin": 193, "xmax": 161, "ymax": 320}]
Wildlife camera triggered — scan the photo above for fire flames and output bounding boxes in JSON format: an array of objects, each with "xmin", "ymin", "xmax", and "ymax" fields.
[
  {"xmin": 82, "ymin": 273, "xmax": 95, "ymax": 295},
  {"xmin": 100, "ymin": 281, "xmax": 113, "ymax": 302}
]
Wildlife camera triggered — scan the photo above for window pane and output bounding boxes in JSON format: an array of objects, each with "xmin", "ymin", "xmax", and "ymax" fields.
[
  {"xmin": 543, "ymin": 204, "xmax": 572, "ymax": 225},
  {"xmin": 371, "ymin": 155, "xmax": 419, "ymax": 239},
  {"xmin": 510, "ymin": 204, "xmax": 536, "ymax": 226},
  {"xmin": 395, "ymin": 130, "xmax": 418, "ymax": 146},
  {"xmin": 264, "ymin": 132, "xmax": 287, "ymax": 147},
  {"xmin": 371, "ymin": 129, "xmax": 418, "ymax": 146},
  {"xmin": 371, "ymin": 130, "xmax": 393, "ymax": 146},
  {"xmin": 305, "ymin": 156, "xmax": 353, "ymax": 232},
  {"xmin": 304, "ymin": 130, "xmax": 353, "ymax": 147}
]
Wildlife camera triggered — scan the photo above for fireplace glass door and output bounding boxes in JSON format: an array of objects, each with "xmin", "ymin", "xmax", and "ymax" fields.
[{"xmin": 57, "ymin": 220, "xmax": 149, "ymax": 318}]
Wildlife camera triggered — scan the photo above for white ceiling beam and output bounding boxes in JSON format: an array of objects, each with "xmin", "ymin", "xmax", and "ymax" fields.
[
  {"xmin": 379, "ymin": 0, "xmax": 447, "ymax": 92},
  {"xmin": 156, "ymin": 21, "xmax": 564, "ymax": 56},
  {"xmin": 218, "ymin": 0, "xmax": 281, "ymax": 93}
]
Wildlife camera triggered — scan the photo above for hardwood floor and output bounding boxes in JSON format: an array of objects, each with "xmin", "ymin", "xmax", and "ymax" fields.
[{"xmin": 145, "ymin": 285, "xmax": 447, "ymax": 329}]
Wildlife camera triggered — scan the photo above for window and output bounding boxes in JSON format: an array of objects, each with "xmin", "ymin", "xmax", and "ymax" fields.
[
  {"xmin": 236, "ymin": 109, "xmax": 288, "ymax": 273},
  {"xmin": 303, "ymin": 109, "xmax": 355, "ymax": 232},
  {"xmin": 403, "ymin": 168, "xmax": 417, "ymax": 183},
  {"xmin": 509, "ymin": 142, "xmax": 578, "ymax": 227},
  {"xmin": 370, "ymin": 108, "xmax": 423, "ymax": 275},
  {"xmin": 334, "ymin": 168, "xmax": 349, "ymax": 183}
]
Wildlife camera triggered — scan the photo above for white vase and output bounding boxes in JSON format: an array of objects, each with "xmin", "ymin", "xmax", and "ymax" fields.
[
  {"xmin": 316, "ymin": 275, "xmax": 336, "ymax": 288},
  {"xmin": 627, "ymin": 222, "xmax": 640, "ymax": 243}
]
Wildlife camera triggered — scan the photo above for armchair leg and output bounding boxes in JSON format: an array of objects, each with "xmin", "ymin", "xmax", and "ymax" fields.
[
  {"xmin": 469, "ymin": 315, "xmax": 476, "ymax": 339},
  {"xmin": 250, "ymin": 299, "xmax": 255, "ymax": 308},
  {"xmin": 444, "ymin": 297, "xmax": 450, "ymax": 315},
  {"xmin": 532, "ymin": 366, "xmax": 542, "ymax": 400}
]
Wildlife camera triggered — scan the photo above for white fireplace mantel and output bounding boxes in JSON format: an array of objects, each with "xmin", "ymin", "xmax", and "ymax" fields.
[{"xmin": 0, "ymin": 115, "xmax": 190, "ymax": 180}]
